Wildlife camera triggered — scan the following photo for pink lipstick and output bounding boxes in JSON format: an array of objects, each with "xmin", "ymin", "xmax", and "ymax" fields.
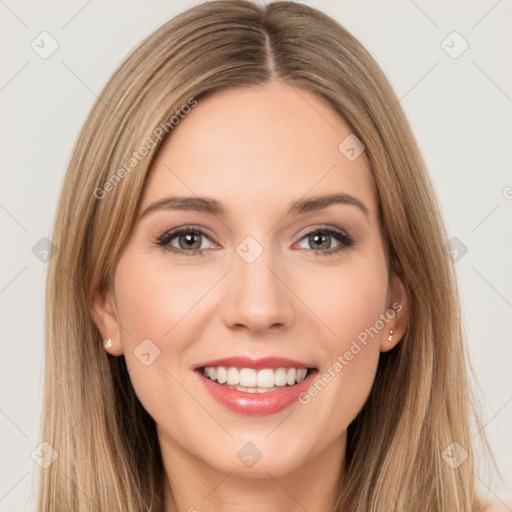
[{"xmin": 194, "ymin": 356, "xmax": 317, "ymax": 416}]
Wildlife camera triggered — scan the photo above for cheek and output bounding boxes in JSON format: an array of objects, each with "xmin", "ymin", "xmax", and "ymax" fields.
[
  {"xmin": 332, "ymin": 269, "xmax": 388, "ymax": 346},
  {"xmin": 111, "ymin": 252, "xmax": 191, "ymax": 400},
  {"xmin": 304, "ymin": 254, "xmax": 389, "ymax": 353},
  {"xmin": 113, "ymin": 250, "xmax": 216, "ymax": 345},
  {"xmin": 111, "ymin": 251, "xmax": 226, "ymax": 423},
  {"xmin": 296, "ymin": 253, "xmax": 388, "ymax": 435}
]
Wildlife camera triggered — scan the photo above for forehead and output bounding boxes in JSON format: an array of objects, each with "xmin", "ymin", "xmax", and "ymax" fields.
[{"xmin": 140, "ymin": 81, "xmax": 376, "ymax": 220}]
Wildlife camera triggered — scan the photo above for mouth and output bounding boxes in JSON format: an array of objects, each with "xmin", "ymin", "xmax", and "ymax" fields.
[
  {"xmin": 194, "ymin": 357, "xmax": 318, "ymax": 416},
  {"xmin": 198, "ymin": 366, "xmax": 314, "ymax": 393}
]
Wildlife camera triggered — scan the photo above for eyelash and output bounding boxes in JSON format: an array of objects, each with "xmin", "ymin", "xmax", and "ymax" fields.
[{"xmin": 155, "ymin": 225, "xmax": 355, "ymax": 257}]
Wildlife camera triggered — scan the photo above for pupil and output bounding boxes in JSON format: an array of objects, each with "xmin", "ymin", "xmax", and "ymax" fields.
[
  {"xmin": 181, "ymin": 233, "xmax": 200, "ymax": 249},
  {"xmin": 311, "ymin": 233, "xmax": 329, "ymax": 249}
]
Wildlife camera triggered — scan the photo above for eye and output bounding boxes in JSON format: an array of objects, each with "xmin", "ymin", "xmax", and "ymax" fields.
[
  {"xmin": 155, "ymin": 225, "xmax": 355, "ymax": 257},
  {"xmin": 294, "ymin": 227, "xmax": 355, "ymax": 256},
  {"xmin": 156, "ymin": 226, "xmax": 216, "ymax": 256}
]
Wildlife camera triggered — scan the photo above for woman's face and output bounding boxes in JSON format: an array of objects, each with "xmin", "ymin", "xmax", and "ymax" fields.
[{"xmin": 95, "ymin": 80, "xmax": 407, "ymax": 479}]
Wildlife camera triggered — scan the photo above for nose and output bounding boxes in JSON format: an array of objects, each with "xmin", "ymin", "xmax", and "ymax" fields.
[{"xmin": 222, "ymin": 248, "xmax": 295, "ymax": 334}]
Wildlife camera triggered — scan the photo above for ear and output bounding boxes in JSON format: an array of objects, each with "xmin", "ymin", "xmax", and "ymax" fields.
[
  {"xmin": 380, "ymin": 259, "xmax": 410, "ymax": 353},
  {"xmin": 91, "ymin": 286, "xmax": 123, "ymax": 356}
]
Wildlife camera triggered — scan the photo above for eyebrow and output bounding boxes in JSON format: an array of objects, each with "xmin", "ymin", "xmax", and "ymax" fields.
[{"xmin": 139, "ymin": 192, "xmax": 369, "ymax": 220}]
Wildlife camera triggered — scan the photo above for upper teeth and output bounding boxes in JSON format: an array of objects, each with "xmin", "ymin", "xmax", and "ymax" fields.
[{"xmin": 203, "ymin": 367, "xmax": 308, "ymax": 388}]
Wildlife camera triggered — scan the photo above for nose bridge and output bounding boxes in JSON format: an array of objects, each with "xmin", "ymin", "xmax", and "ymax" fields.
[{"xmin": 221, "ymin": 233, "xmax": 295, "ymax": 333}]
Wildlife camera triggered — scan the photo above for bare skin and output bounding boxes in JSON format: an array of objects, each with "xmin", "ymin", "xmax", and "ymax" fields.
[{"xmin": 93, "ymin": 79, "xmax": 409, "ymax": 512}]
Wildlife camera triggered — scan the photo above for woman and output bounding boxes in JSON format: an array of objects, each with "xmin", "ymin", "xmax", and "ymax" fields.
[{"xmin": 38, "ymin": 1, "xmax": 498, "ymax": 510}]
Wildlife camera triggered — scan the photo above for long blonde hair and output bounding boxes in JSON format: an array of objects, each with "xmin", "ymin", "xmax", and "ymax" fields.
[{"xmin": 39, "ymin": 1, "xmax": 493, "ymax": 510}]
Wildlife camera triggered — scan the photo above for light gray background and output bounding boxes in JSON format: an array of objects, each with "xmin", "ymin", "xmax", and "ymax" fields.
[{"xmin": 1, "ymin": 1, "xmax": 511, "ymax": 510}]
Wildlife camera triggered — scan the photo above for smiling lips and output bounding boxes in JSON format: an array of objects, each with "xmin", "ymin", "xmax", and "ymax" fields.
[{"xmin": 195, "ymin": 356, "xmax": 318, "ymax": 415}]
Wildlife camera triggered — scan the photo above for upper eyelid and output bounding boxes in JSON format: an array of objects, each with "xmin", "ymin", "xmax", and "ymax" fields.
[
  {"xmin": 156, "ymin": 225, "xmax": 214, "ymax": 245},
  {"xmin": 294, "ymin": 224, "xmax": 350, "ymax": 239}
]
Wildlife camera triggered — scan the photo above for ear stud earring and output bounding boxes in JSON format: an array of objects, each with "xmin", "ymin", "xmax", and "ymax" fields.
[
  {"xmin": 388, "ymin": 330, "xmax": 394, "ymax": 342},
  {"xmin": 104, "ymin": 337, "xmax": 112, "ymax": 349}
]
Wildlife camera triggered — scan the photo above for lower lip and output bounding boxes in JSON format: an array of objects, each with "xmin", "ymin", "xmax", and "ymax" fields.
[{"xmin": 197, "ymin": 369, "xmax": 317, "ymax": 416}]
